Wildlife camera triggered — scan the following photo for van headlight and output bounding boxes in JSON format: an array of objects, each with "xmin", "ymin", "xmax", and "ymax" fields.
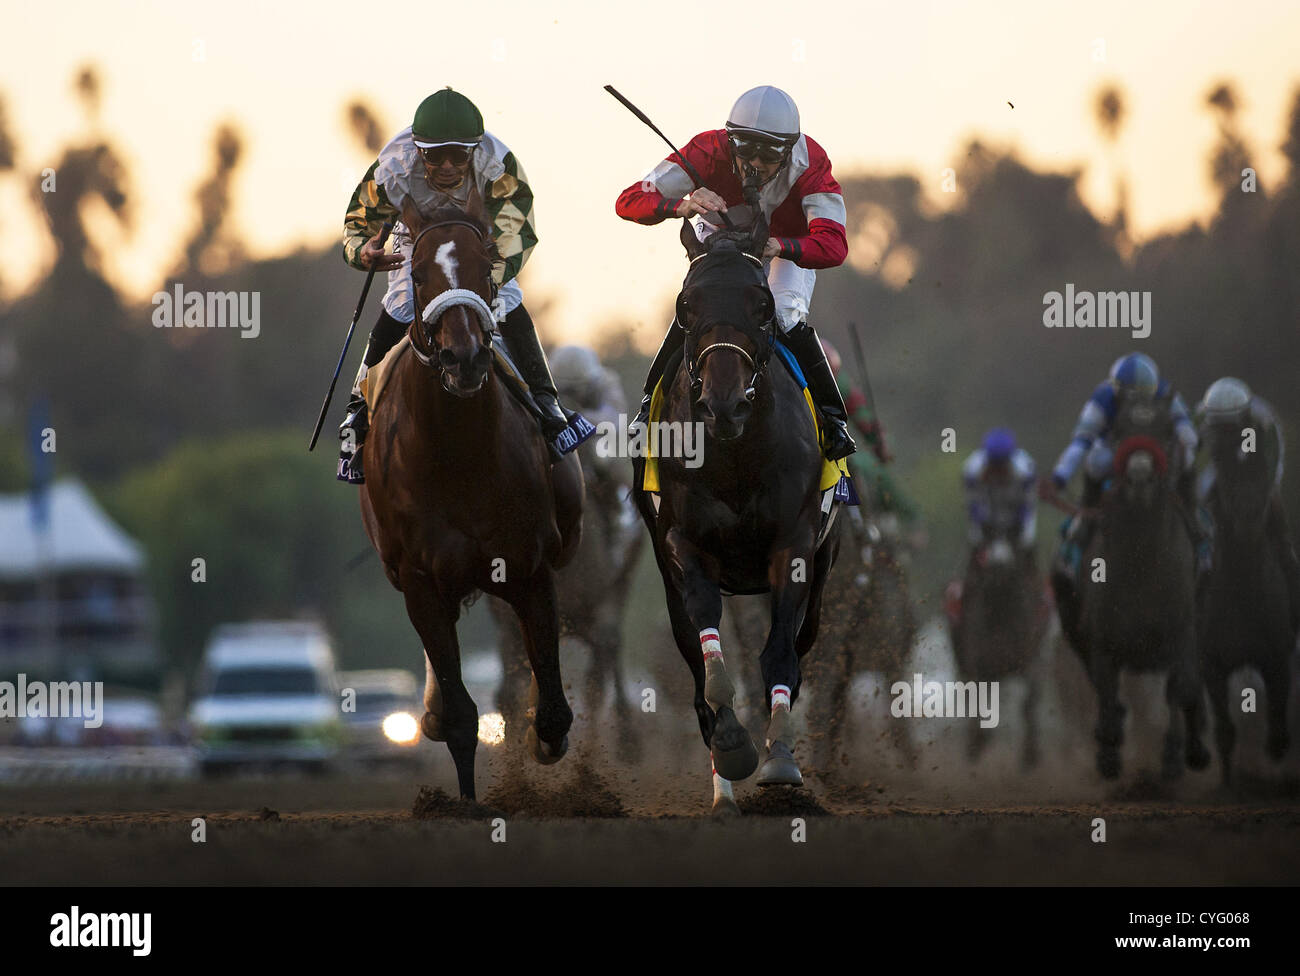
[{"xmin": 382, "ymin": 712, "xmax": 420, "ymax": 745}]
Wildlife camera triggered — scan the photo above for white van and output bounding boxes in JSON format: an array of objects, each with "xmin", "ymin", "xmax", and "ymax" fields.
[{"xmin": 189, "ymin": 621, "xmax": 342, "ymax": 775}]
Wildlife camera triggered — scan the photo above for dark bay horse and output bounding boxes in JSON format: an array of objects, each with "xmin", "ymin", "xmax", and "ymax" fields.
[
  {"xmin": 949, "ymin": 523, "xmax": 1049, "ymax": 768},
  {"xmin": 1198, "ymin": 423, "xmax": 1296, "ymax": 784},
  {"xmin": 633, "ymin": 211, "xmax": 842, "ymax": 815},
  {"xmin": 1054, "ymin": 392, "xmax": 1210, "ymax": 781},
  {"xmin": 359, "ymin": 195, "xmax": 583, "ymax": 800}
]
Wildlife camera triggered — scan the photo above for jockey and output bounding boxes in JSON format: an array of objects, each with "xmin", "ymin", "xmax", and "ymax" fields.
[
  {"xmin": 963, "ymin": 428, "xmax": 1037, "ymax": 553},
  {"xmin": 549, "ymin": 344, "xmax": 638, "ymax": 538},
  {"xmin": 615, "ymin": 85, "xmax": 856, "ymax": 461},
  {"xmin": 337, "ymin": 87, "xmax": 570, "ymax": 483},
  {"xmin": 549, "ymin": 345, "xmax": 627, "ymax": 465},
  {"xmin": 1045, "ymin": 352, "xmax": 1205, "ymax": 576},
  {"xmin": 1196, "ymin": 377, "xmax": 1300, "ymax": 630}
]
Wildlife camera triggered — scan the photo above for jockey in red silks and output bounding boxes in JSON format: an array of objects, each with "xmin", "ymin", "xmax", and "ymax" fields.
[{"xmin": 615, "ymin": 85, "xmax": 856, "ymax": 461}]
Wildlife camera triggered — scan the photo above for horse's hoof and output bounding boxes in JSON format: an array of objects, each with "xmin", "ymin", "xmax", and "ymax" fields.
[
  {"xmin": 421, "ymin": 710, "xmax": 446, "ymax": 743},
  {"xmin": 710, "ymin": 706, "xmax": 759, "ymax": 781},
  {"xmin": 711, "ymin": 795, "xmax": 741, "ymax": 818},
  {"xmin": 1097, "ymin": 749, "xmax": 1121, "ymax": 780},
  {"xmin": 756, "ymin": 741, "xmax": 803, "ymax": 787},
  {"xmin": 1186, "ymin": 738, "xmax": 1212, "ymax": 771},
  {"xmin": 526, "ymin": 726, "xmax": 568, "ymax": 765}
]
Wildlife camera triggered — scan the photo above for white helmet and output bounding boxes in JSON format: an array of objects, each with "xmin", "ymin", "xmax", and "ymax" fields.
[
  {"xmin": 725, "ymin": 86, "xmax": 800, "ymax": 147},
  {"xmin": 1200, "ymin": 377, "xmax": 1252, "ymax": 424}
]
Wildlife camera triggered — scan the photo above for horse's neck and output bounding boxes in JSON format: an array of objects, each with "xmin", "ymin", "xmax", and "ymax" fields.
[
  {"xmin": 401, "ymin": 359, "xmax": 506, "ymax": 462},
  {"xmin": 1104, "ymin": 490, "xmax": 1184, "ymax": 560}
]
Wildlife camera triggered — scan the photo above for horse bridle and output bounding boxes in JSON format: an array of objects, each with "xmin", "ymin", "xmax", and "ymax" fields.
[
  {"xmin": 679, "ymin": 250, "xmax": 776, "ymax": 401},
  {"xmin": 407, "ymin": 217, "xmax": 497, "ymax": 373}
]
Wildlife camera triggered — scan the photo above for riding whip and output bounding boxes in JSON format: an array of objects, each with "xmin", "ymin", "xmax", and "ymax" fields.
[
  {"xmin": 604, "ymin": 85, "xmax": 736, "ymax": 231},
  {"xmin": 308, "ymin": 221, "xmax": 393, "ymax": 451}
]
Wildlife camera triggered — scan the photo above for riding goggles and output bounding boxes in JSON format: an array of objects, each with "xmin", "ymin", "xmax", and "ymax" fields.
[
  {"xmin": 419, "ymin": 144, "xmax": 475, "ymax": 166},
  {"xmin": 728, "ymin": 136, "xmax": 788, "ymax": 164}
]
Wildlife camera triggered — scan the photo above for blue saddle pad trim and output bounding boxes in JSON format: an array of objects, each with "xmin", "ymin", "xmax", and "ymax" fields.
[{"xmin": 771, "ymin": 339, "xmax": 806, "ymax": 388}]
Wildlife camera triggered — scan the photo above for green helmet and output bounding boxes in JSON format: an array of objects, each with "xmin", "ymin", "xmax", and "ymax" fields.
[{"xmin": 412, "ymin": 88, "xmax": 484, "ymax": 148}]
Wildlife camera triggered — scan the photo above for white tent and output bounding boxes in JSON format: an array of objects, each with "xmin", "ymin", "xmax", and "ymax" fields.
[{"xmin": 0, "ymin": 480, "xmax": 144, "ymax": 580}]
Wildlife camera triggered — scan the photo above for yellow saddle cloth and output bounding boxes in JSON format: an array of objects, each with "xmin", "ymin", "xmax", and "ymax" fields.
[{"xmin": 640, "ymin": 371, "xmax": 848, "ymax": 493}]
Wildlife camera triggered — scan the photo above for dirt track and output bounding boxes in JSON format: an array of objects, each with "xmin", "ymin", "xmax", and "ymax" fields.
[
  {"xmin": 3, "ymin": 742, "xmax": 1298, "ymax": 884},
  {"xmin": 4, "ymin": 622, "xmax": 1298, "ymax": 885}
]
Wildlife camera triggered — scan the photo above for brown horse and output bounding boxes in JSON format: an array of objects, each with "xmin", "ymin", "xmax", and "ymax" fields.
[{"xmin": 359, "ymin": 195, "xmax": 584, "ymax": 800}]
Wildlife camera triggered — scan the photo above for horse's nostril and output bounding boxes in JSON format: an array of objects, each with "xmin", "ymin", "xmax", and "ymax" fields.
[
  {"xmin": 438, "ymin": 348, "xmax": 458, "ymax": 369},
  {"xmin": 732, "ymin": 399, "xmax": 753, "ymax": 423},
  {"xmin": 697, "ymin": 401, "xmax": 715, "ymax": 420}
]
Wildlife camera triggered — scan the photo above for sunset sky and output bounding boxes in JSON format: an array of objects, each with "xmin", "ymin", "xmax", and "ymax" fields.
[{"xmin": 3, "ymin": 0, "xmax": 1298, "ymax": 347}]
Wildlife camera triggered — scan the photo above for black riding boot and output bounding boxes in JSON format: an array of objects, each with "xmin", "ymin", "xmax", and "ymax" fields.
[
  {"xmin": 782, "ymin": 321, "xmax": 856, "ymax": 461},
  {"xmin": 500, "ymin": 304, "xmax": 570, "ymax": 444},
  {"xmin": 338, "ymin": 309, "xmax": 409, "ymax": 484},
  {"xmin": 630, "ymin": 318, "xmax": 685, "ymax": 435},
  {"xmin": 1177, "ymin": 468, "xmax": 1213, "ymax": 580},
  {"xmin": 1057, "ymin": 475, "xmax": 1104, "ymax": 578}
]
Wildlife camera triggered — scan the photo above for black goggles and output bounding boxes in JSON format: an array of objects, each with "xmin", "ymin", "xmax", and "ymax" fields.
[
  {"xmin": 729, "ymin": 136, "xmax": 787, "ymax": 164},
  {"xmin": 419, "ymin": 144, "xmax": 474, "ymax": 166}
]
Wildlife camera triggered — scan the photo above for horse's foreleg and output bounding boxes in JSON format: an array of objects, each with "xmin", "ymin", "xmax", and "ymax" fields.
[
  {"xmin": 1262, "ymin": 659, "xmax": 1291, "ymax": 762},
  {"xmin": 664, "ymin": 528, "xmax": 758, "ymax": 785},
  {"xmin": 756, "ymin": 537, "xmax": 817, "ymax": 788},
  {"xmin": 505, "ymin": 569, "xmax": 572, "ymax": 765},
  {"xmin": 1204, "ymin": 658, "xmax": 1235, "ymax": 785},
  {"xmin": 1090, "ymin": 650, "xmax": 1124, "ymax": 780},
  {"xmin": 1167, "ymin": 624, "xmax": 1210, "ymax": 778},
  {"xmin": 403, "ymin": 583, "xmax": 479, "ymax": 800}
]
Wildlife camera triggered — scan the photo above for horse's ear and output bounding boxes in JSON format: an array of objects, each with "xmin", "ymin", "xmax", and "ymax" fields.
[{"xmin": 680, "ymin": 218, "xmax": 706, "ymax": 259}]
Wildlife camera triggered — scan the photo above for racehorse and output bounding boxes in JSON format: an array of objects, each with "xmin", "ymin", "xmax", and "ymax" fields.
[
  {"xmin": 1198, "ymin": 422, "xmax": 1296, "ymax": 784},
  {"xmin": 359, "ymin": 193, "xmax": 584, "ymax": 801},
  {"xmin": 632, "ymin": 204, "xmax": 843, "ymax": 815},
  {"xmin": 1053, "ymin": 391, "xmax": 1210, "ymax": 780},
  {"xmin": 948, "ymin": 521, "xmax": 1050, "ymax": 769},
  {"xmin": 806, "ymin": 500, "xmax": 918, "ymax": 777},
  {"xmin": 491, "ymin": 466, "xmax": 644, "ymax": 763}
]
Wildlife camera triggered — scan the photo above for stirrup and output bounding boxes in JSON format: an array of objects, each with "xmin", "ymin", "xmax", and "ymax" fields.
[
  {"xmin": 822, "ymin": 419, "xmax": 856, "ymax": 461},
  {"xmin": 629, "ymin": 394, "xmax": 652, "ymax": 436}
]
